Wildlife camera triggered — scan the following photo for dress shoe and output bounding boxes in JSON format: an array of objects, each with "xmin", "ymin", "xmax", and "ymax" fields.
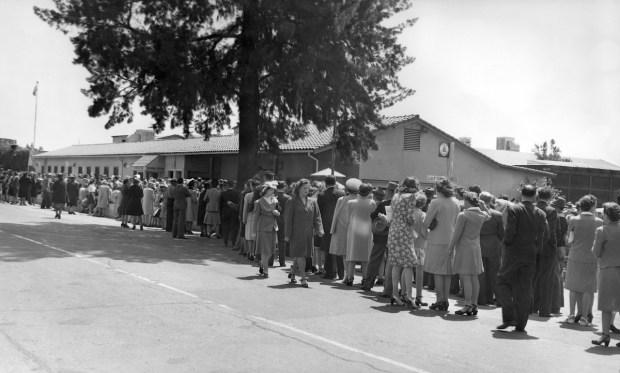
[
  {"xmin": 496, "ymin": 321, "xmax": 517, "ymax": 330},
  {"xmin": 610, "ymin": 324, "xmax": 620, "ymax": 334},
  {"xmin": 515, "ymin": 327, "xmax": 526, "ymax": 333}
]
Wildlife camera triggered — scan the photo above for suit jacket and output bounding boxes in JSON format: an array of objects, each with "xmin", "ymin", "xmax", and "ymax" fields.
[
  {"xmin": 317, "ymin": 187, "xmax": 345, "ymax": 234},
  {"xmin": 502, "ymin": 201, "xmax": 547, "ymax": 264},
  {"xmin": 173, "ymin": 184, "xmax": 191, "ymax": 209},
  {"xmin": 479, "ymin": 208, "xmax": 505, "ymax": 258},
  {"xmin": 219, "ymin": 188, "xmax": 240, "ymax": 218},
  {"xmin": 276, "ymin": 192, "xmax": 292, "ymax": 240},
  {"xmin": 370, "ymin": 199, "xmax": 392, "ymax": 244},
  {"xmin": 536, "ymin": 200, "xmax": 558, "ymax": 257}
]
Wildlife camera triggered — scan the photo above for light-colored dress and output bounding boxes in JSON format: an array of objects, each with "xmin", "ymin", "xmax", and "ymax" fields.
[
  {"xmin": 449, "ymin": 207, "xmax": 489, "ymax": 275},
  {"xmin": 413, "ymin": 208, "xmax": 428, "ymax": 266},
  {"xmin": 97, "ymin": 184, "xmax": 111, "ymax": 207},
  {"xmin": 424, "ymin": 195, "xmax": 461, "ymax": 275},
  {"xmin": 329, "ymin": 194, "xmax": 357, "ymax": 256},
  {"xmin": 592, "ymin": 222, "xmax": 620, "ymax": 311},
  {"xmin": 142, "ymin": 187, "xmax": 155, "ymax": 215},
  {"xmin": 185, "ymin": 189, "xmax": 199, "ymax": 223},
  {"xmin": 244, "ymin": 192, "xmax": 258, "ymax": 240},
  {"xmin": 254, "ymin": 197, "xmax": 279, "ymax": 257},
  {"xmin": 565, "ymin": 212, "xmax": 603, "ymax": 293},
  {"xmin": 387, "ymin": 193, "xmax": 418, "ymax": 268},
  {"xmin": 344, "ymin": 196, "xmax": 376, "ymax": 262}
]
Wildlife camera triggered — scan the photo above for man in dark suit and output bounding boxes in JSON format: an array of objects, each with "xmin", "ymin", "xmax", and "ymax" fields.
[
  {"xmin": 496, "ymin": 185, "xmax": 547, "ymax": 332},
  {"xmin": 477, "ymin": 192, "xmax": 505, "ymax": 306},
  {"xmin": 275, "ymin": 181, "xmax": 292, "ymax": 267},
  {"xmin": 532, "ymin": 187, "xmax": 559, "ymax": 317},
  {"xmin": 219, "ymin": 180, "xmax": 240, "ymax": 247},
  {"xmin": 165, "ymin": 179, "xmax": 177, "ymax": 232},
  {"xmin": 362, "ymin": 181, "xmax": 398, "ymax": 292},
  {"xmin": 172, "ymin": 178, "xmax": 191, "ymax": 239},
  {"xmin": 317, "ymin": 175, "xmax": 345, "ymax": 280}
]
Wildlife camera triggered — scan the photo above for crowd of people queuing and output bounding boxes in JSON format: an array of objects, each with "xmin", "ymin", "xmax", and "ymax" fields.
[{"xmin": 2, "ymin": 168, "xmax": 620, "ymax": 347}]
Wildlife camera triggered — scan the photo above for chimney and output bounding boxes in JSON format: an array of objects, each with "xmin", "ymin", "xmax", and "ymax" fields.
[{"xmin": 496, "ymin": 137, "xmax": 520, "ymax": 152}]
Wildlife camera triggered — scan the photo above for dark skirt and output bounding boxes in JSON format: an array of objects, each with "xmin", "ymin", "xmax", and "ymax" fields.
[
  {"xmin": 256, "ymin": 230, "xmax": 277, "ymax": 257},
  {"xmin": 119, "ymin": 196, "xmax": 130, "ymax": 215},
  {"xmin": 125, "ymin": 197, "xmax": 144, "ymax": 216}
]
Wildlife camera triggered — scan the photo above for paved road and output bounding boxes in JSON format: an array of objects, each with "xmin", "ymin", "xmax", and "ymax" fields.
[{"xmin": 0, "ymin": 204, "xmax": 617, "ymax": 372}]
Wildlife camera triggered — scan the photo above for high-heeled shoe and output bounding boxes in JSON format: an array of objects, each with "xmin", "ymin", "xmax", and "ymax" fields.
[
  {"xmin": 259, "ymin": 266, "xmax": 264, "ymax": 275},
  {"xmin": 415, "ymin": 297, "xmax": 428, "ymax": 307},
  {"xmin": 290, "ymin": 278, "xmax": 297, "ymax": 284},
  {"xmin": 455, "ymin": 305, "xmax": 473, "ymax": 316},
  {"xmin": 429, "ymin": 302, "xmax": 442, "ymax": 311},
  {"xmin": 345, "ymin": 279, "xmax": 353, "ymax": 287},
  {"xmin": 591, "ymin": 334, "xmax": 610, "ymax": 347},
  {"xmin": 391, "ymin": 296, "xmax": 405, "ymax": 306},
  {"xmin": 300, "ymin": 280, "xmax": 309, "ymax": 288},
  {"xmin": 471, "ymin": 305, "xmax": 479, "ymax": 316},
  {"xmin": 404, "ymin": 297, "xmax": 420, "ymax": 310}
]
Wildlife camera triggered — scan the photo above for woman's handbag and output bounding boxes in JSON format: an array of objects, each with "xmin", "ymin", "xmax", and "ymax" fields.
[{"xmin": 428, "ymin": 217, "xmax": 438, "ymax": 231}]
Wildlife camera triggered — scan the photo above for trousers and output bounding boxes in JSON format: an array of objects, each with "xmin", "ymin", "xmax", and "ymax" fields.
[
  {"xmin": 478, "ymin": 255, "xmax": 501, "ymax": 305},
  {"xmin": 325, "ymin": 254, "xmax": 345, "ymax": 279},
  {"xmin": 165, "ymin": 198, "xmax": 174, "ymax": 232},
  {"xmin": 365, "ymin": 242, "xmax": 387, "ymax": 287},
  {"xmin": 496, "ymin": 260, "xmax": 535, "ymax": 330},
  {"xmin": 172, "ymin": 207, "xmax": 187, "ymax": 238},
  {"xmin": 551, "ymin": 259, "xmax": 564, "ymax": 312},
  {"xmin": 221, "ymin": 214, "xmax": 239, "ymax": 246},
  {"xmin": 532, "ymin": 254, "xmax": 557, "ymax": 315}
]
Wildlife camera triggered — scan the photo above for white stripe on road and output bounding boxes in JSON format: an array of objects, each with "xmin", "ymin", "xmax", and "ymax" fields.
[{"xmin": 5, "ymin": 231, "xmax": 428, "ymax": 373}]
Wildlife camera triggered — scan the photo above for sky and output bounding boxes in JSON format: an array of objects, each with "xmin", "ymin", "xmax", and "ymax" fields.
[{"xmin": 1, "ymin": 0, "xmax": 619, "ymax": 165}]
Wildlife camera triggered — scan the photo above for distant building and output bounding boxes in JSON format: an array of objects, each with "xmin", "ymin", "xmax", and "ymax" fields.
[
  {"xmin": 477, "ymin": 148, "xmax": 620, "ymax": 205},
  {"xmin": 0, "ymin": 138, "xmax": 17, "ymax": 152},
  {"xmin": 496, "ymin": 137, "xmax": 520, "ymax": 152}
]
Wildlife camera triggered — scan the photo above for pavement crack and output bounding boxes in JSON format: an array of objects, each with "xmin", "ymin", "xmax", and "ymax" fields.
[{"xmin": 0, "ymin": 329, "xmax": 55, "ymax": 373}]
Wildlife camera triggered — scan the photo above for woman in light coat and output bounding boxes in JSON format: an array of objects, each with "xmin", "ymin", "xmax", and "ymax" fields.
[
  {"xmin": 343, "ymin": 183, "xmax": 375, "ymax": 286},
  {"xmin": 424, "ymin": 178, "xmax": 461, "ymax": 311},
  {"xmin": 448, "ymin": 192, "xmax": 490, "ymax": 316},
  {"xmin": 591, "ymin": 202, "xmax": 620, "ymax": 347}
]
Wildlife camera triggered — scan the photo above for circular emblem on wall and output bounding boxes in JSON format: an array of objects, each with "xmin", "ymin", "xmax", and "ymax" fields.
[{"xmin": 439, "ymin": 142, "xmax": 450, "ymax": 157}]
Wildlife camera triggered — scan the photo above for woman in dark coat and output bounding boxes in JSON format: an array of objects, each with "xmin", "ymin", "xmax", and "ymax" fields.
[
  {"xmin": 125, "ymin": 178, "xmax": 144, "ymax": 230},
  {"xmin": 18, "ymin": 173, "xmax": 32, "ymax": 205},
  {"xmin": 284, "ymin": 179, "xmax": 323, "ymax": 288},
  {"xmin": 50, "ymin": 174, "xmax": 67, "ymax": 219},
  {"xmin": 119, "ymin": 178, "xmax": 131, "ymax": 228}
]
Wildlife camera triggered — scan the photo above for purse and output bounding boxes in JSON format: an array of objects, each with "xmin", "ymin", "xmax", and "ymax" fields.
[{"xmin": 429, "ymin": 217, "xmax": 438, "ymax": 231}]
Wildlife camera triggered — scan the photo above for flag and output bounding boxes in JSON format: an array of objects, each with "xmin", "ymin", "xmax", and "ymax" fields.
[{"xmin": 33, "ymin": 81, "xmax": 38, "ymax": 96}]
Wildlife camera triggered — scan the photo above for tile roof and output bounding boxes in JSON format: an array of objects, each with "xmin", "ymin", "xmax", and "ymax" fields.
[
  {"xmin": 34, "ymin": 124, "xmax": 334, "ymax": 158},
  {"xmin": 476, "ymin": 148, "xmax": 620, "ymax": 171}
]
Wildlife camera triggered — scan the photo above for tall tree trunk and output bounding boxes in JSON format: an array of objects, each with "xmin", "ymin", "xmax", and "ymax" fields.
[{"xmin": 237, "ymin": 3, "xmax": 260, "ymax": 187}]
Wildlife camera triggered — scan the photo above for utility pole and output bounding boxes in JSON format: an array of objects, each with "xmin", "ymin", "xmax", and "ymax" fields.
[{"xmin": 33, "ymin": 81, "xmax": 39, "ymax": 150}]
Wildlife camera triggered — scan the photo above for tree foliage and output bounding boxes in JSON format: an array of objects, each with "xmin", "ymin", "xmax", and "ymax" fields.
[
  {"xmin": 533, "ymin": 139, "xmax": 571, "ymax": 162},
  {"xmin": 35, "ymin": 0, "xmax": 415, "ymax": 182},
  {"xmin": 0, "ymin": 147, "xmax": 31, "ymax": 172}
]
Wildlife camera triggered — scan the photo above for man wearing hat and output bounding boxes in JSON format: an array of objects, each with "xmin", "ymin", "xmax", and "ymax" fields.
[
  {"xmin": 317, "ymin": 175, "xmax": 346, "ymax": 279},
  {"xmin": 66, "ymin": 175, "xmax": 80, "ymax": 215},
  {"xmin": 363, "ymin": 181, "xmax": 398, "ymax": 293},
  {"xmin": 172, "ymin": 177, "xmax": 192, "ymax": 239},
  {"xmin": 477, "ymin": 191, "xmax": 505, "ymax": 306},
  {"xmin": 329, "ymin": 178, "xmax": 362, "ymax": 281},
  {"xmin": 551, "ymin": 197, "xmax": 568, "ymax": 313},
  {"xmin": 532, "ymin": 187, "xmax": 559, "ymax": 318}
]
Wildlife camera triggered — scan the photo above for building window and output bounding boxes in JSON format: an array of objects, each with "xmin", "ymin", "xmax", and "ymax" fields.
[
  {"xmin": 60, "ymin": 166, "xmax": 65, "ymax": 173},
  {"xmin": 103, "ymin": 167, "xmax": 109, "ymax": 176},
  {"xmin": 53, "ymin": 166, "xmax": 58, "ymax": 173},
  {"xmin": 47, "ymin": 166, "xmax": 51, "ymax": 173},
  {"xmin": 78, "ymin": 166, "xmax": 83, "ymax": 175},
  {"xmin": 403, "ymin": 128, "xmax": 422, "ymax": 151},
  {"xmin": 94, "ymin": 167, "xmax": 100, "ymax": 177},
  {"xmin": 68, "ymin": 166, "xmax": 72, "ymax": 175},
  {"xmin": 86, "ymin": 166, "xmax": 91, "ymax": 175},
  {"xmin": 113, "ymin": 167, "xmax": 119, "ymax": 176},
  {"xmin": 41, "ymin": 166, "xmax": 45, "ymax": 174}
]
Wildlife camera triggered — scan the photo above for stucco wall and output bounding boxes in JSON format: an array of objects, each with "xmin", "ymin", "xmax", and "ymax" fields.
[
  {"xmin": 34, "ymin": 156, "xmax": 141, "ymax": 179},
  {"xmin": 359, "ymin": 120, "xmax": 548, "ymax": 198}
]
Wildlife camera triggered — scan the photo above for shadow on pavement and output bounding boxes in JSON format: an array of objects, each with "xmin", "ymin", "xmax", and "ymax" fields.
[
  {"xmin": 558, "ymin": 322, "xmax": 597, "ymax": 332},
  {"xmin": 0, "ymin": 221, "xmax": 260, "ymax": 267},
  {"xmin": 491, "ymin": 330, "xmax": 539, "ymax": 340},
  {"xmin": 584, "ymin": 346, "xmax": 620, "ymax": 355}
]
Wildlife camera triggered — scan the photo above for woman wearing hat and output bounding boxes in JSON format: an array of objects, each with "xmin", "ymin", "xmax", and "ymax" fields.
[
  {"xmin": 342, "ymin": 183, "xmax": 375, "ymax": 286},
  {"xmin": 125, "ymin": 178, "xmax": 144, "ymax": 230},
  {"xmin": 448, "ymin": 192, "xmax": 490, "ymax": 316},
  {"xmin": 591, "ymin": 202, "xmax": 620, "ymax": 347},
  {"xmin": 386, "ymin": 177, "xmax": 420, "ymax": 308},
  {"xmin": 253, "ymin": 184, "xmax": 281, "ymax": 278},
  {"xmin": 424, "ymin": 178, "xmax": 461, "ymax": 311},
  {"xmin": 285, "ymin": 179, "xmax": 324, "ymax": 288},
  {"xmin": 564, "ymin": 195, "xmax": 602, "ymax": 326}
]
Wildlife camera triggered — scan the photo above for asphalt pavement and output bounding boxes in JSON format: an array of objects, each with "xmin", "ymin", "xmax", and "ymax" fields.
[{"xmin": 0, "ymin": 203, "xmax": 618, "ymax": 373}]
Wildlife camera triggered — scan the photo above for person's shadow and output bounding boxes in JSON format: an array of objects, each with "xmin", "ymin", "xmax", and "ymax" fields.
[{"xmin": 491, "ymin": 330, "xmax": 539, "ymax": 340}]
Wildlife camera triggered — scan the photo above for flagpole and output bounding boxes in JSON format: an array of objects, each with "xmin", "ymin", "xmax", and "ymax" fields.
[{"xmin": 33, "ymin": 81, "xmax": 39, "ymax": 149}]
